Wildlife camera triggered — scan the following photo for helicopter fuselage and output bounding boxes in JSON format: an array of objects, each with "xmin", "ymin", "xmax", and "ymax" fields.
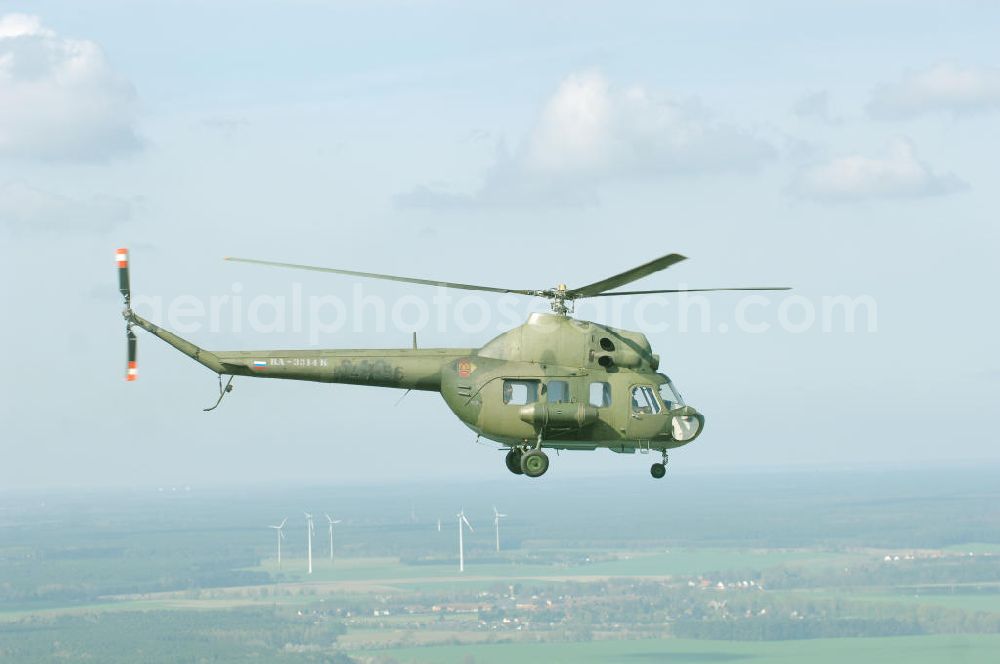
[
  {"xmin": 439, "ymin": 313, "xmax": 702, "ymax": 452},
  {"xmin": 128, "ymin": 311, "xmax": 703, "ymax": 455}
]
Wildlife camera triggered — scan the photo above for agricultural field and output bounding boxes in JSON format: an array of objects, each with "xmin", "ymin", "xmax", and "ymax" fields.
[
  {"xmin": 369, "ymin": 635, "xmax": 1000, "ymax": 664},
  {"xmin": 1, "ymin": 468, "xmax": 999, "ymax": 662}
]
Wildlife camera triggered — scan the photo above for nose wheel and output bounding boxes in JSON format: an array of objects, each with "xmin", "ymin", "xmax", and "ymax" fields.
[{"xmin": 650, "ymin": 451, "xmax": 669, "ymax": 479}]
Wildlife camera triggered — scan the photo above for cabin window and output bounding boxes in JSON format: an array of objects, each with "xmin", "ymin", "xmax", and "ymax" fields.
[
  {"xmin": 589, "ymin": 381, "xmax": 612, "ymax": 407},
  {"xmin": 547, "ymin": 380, "xmax": 570, "ymax": 403},
  {"xmin": 503, "ymin": 379, "xmax": 539, "ymax": 405},
  {"xmin": 631, "ymin": 385, "xmax": 662, "ymax": 414}
]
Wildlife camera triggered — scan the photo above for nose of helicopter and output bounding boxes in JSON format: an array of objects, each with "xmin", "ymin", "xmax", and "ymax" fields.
[{"xmin": 667, "ymin": 406, "xmax": 704, "ymax": 445}]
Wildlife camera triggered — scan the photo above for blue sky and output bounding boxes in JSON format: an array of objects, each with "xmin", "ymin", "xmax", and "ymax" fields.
[{"xmin": 1, "ymin": 1, "xmax": 998, "ymax": 488}]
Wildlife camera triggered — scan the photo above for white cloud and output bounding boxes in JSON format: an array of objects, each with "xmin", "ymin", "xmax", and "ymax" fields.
[
  {"xmin": 793, "ymin": 90, "xmax": 841, "ymax": 124},
  {"xmin": 0, "ymin": 13, "xmax": 141, "ymax": 161},
  {"xmin": 396, "ymin": 71, "xmax": 774, "ymax": 209},
  {"xmin": 868, "ymin": 63, "xmax": 1000, "ymax": 119},
  {"xmin": 0, "ymin": 181, "xmax": 134, "ymax": 233},
  {"xmin": 790, "ymin": 139, "xmax": 966, "ymax": 202},
  {"xmin": 528, "ymin": 72, "xmax": 773, "ymax": 177}
]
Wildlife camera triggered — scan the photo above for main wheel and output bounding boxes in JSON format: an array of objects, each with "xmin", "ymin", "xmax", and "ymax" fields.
[
  {"xmin": 505, "ymin": 449, "xmax": 524, "ymax": 475},
  {"xmin": 520, "ymin": 449, "xmax": 549, "ymax": 478},
  {"xmin": 650, "ymin": 462, "xmax": 666, "ymax": 479}
]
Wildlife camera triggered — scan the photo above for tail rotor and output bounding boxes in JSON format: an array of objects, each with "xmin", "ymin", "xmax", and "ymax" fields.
[
  {"xmin": 117, "ymin": 248, "xmax": 137, "ymax": 381},
  {"xmin": 126, "ymin": 327, "xmax": 138, "ymax": 381},
  {"xmin": 117, "ymin": 247, "xmax": 131, "ymax": 304}
]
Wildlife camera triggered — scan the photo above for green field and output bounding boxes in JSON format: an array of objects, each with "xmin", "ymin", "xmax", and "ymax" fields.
[
  {"xmin": 367, "ymin": 635, "xmax": 1000, "ymax": 664},
  {"xmin": 250, "ymin": 547, "xmax": 865, "ymax": 587}
]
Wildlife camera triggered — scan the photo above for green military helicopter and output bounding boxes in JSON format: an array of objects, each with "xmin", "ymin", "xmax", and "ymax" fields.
[{"xmin": 117, "ymin": 249, "xmax": 787, "ymax": 479}]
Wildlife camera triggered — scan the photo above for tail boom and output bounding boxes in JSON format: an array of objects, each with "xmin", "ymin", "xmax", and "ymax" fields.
[
  {"xmin": 128, "ymin": 313, "xmax": 227, "ymax": 374},
  {"xmin": 127, "ymin": 313, "xmax": 469, "ymax": 391},
  {"xmin": 213, "ymin": 348, "xmax": 472, "ymax": 391}
]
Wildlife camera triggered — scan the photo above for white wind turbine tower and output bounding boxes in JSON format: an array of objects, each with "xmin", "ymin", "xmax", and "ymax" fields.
[
  {"xmin": 492, "ymin": 507, "xmax": 507, "ymax": 553},
  {"xmin": 457, "ymin": 509, "xmax": 473, "ymax": 572},
  {"xmin": 324, "ymin": 513, "xmax": 342, "ymax": 562},
  {"xmin": 268, "ymin": 518, "xmax": 287, "ymax": 570},
  {"xmin": 304, "ymin": 512, "xmax": 315, "ymax": 574}
]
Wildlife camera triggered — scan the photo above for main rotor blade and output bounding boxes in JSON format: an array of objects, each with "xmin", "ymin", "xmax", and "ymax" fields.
[
  {"xmin": 588, "ymin": 286, "xmax": 791, "ymax": 297},
  {"xmin": 567, "ymin": 253, "xmax": 688, "ymax": 298},
  {"xmin": 225, "ymin": 257, "xmax": 534, "ymax": 296}
]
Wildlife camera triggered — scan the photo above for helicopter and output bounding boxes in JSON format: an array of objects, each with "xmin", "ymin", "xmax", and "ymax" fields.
[{"xmin": 117, "ymin": 249, "xmax": 788, "ymax": 479}]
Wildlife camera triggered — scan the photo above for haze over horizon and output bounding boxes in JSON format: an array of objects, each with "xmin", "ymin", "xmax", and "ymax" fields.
[{"xmin": 1, "ymin": 1, "xmax": 998, "ymax": 489}]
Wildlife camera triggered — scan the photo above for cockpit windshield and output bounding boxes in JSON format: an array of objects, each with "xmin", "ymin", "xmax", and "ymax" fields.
[{"xmin": 657, "ymin": 375, "xmax": 685, "ymax": 410}]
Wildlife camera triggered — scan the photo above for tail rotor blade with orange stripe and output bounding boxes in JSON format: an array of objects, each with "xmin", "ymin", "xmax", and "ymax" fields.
[
  {"xmin": 116, "ymin": 248, "xmax": 131, "ymax": 304},
  {"xmin": 118, "ymin": 248, "xmax": 137, "ymax": 381},
  {"xmin": 126, "ymin": 328, "xmax": 138, "ymax": 381}
]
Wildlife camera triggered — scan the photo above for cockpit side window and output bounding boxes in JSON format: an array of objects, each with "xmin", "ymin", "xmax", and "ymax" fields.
[
  {"xmin": 630, "ymin": 385, "xmax": 662, "ymax": 414},
  {"xmin": 503, "ymin": 379, "xmax": 539, "ymax": 405}
]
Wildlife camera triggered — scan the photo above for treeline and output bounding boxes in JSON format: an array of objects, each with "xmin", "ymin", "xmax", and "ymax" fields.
[
  {"xmin": 758, "ymin": 555, "xmax": 1000, "ymax": 590},
  {"xmin": 668, "ymin": 594, "xmax": 1000, "ymax": 640},
  {"xmin": 0, "ymin": 567, "xmax": 270, "ymax": 607},
  {"xmin": 0, "ymin": 607, "xmax": 355, "ymax": 663},
  {"xmin": 0, "ymin": 550, "xmax": 270, "ymax": 608},
  {"xmin": 672, "ymin": 617, "xmax": 924, "ymax": 640}
]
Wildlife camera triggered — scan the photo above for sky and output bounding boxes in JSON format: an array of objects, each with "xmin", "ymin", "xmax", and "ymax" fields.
[{"xmin": 0, "ymin": 0, "xmax": 998, "ymax": 489}]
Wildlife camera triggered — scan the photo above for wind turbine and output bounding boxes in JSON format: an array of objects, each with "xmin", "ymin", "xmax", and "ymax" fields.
[
  {"xmin": 324, "ymin": 513, "xmax": 342, "ymax": 562},
  {"xmin": 457, "ymin": 509, "xmax": 473, "ymax": 573},
  {"xmin": 492, "ymin": 506, "xmax": 507, "ymax": 553},
  {"xmin": 268, "ymin": 518, "xmax": 287, "ymax": 570},
  {"xmin": 304, "ymin": 512, "xmax": 315, "ymax": 574}
]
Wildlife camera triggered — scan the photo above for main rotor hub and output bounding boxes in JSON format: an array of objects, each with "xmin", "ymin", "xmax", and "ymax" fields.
[{"xmin": 547, "ymin": 285, "xmax": 572, "ymax": 316}]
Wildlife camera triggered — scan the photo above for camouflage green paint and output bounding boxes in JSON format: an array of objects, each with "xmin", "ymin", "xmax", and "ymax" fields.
[
  {"xmin": 120, "ymin": 249, "xmax": 786, "ymax": 470},
  {"xmin": 128, "ymin": 310, "xmax": 703, "ymax": 453}
]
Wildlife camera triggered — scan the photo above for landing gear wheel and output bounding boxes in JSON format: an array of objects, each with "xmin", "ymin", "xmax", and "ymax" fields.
[
  {"xmin": 520, "ymin": 449, "xmax": 549, "ymax": 478},
  {"xmin": 505, "ymin": 449, "xmax": 524, "ymax": 475},
  {"xmin": 650, "ymin": 462, "xmax": 666, "ymax": 479}
]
